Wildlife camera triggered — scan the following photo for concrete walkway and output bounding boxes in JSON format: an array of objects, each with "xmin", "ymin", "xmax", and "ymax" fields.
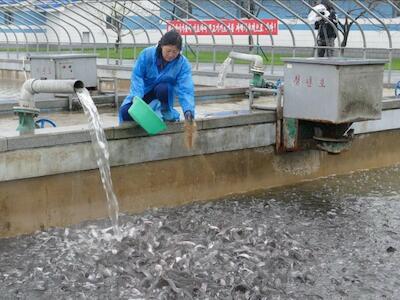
[
  {"xmin": 0, "ymin": 80, "xmax": 397, "ymax": 137},
  {"xmin": 0, "ymin": 94, "xmax": 277, "ymax": 138}
]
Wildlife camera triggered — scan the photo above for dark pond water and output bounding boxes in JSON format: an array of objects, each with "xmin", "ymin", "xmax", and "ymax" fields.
[{"xmin": 1, "ymin": 166, "xmax": 400, "ymax": 299}]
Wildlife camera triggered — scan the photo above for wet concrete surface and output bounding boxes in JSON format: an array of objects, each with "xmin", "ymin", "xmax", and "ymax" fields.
[
  {"xmin": 0, "ymin": 76, "xmax": 396, "ymax": 137},
  {"xmin": 0, "ymin": 96, "xmax": 273, "ymax": 137},
  {"xmin": 0, "ymin": 166, "xmax": 399, "ymax": 299}
]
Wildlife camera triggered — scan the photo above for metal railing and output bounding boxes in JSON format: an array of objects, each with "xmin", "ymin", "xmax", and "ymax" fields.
[{"xmin": 0, "ymin": 0, "xmax": 399, "ymax": 83}]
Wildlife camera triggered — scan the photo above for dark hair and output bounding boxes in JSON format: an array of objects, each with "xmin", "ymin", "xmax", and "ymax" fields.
[{"xmin": 159, "ymin": 30, "xmax": 182, "ymax": 50}]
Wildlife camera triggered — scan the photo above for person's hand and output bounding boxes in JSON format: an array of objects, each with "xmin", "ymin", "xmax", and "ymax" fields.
[{"xmin": 184, "ymin": 110, "xmax": 194, "ymax": 122}]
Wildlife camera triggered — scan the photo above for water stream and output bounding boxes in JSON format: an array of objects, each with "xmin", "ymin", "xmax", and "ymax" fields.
[
  {"xmin": 75, "ymin": 88, "xmax": 121, "ymax": 238},
  {"xmin": 216, "ymin": 57, "xmax": 232, "ymax": 89}
]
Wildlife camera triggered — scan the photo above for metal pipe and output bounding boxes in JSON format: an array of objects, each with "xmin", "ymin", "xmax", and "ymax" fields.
[
  {"xmin": 387, "ymin": 0, "xmax": 400, "ymax": 73},
  {"xmin": 148, "ymin": 0, "xmax": 200, "ymax": 70},
  {"xmin": 253, "ymin": 0, "xmax": 295, "ymax": 60},
  {"xmin": 301, "ymin": 0, "xmax": 341, "ymax": 56},
  {"xmin": 128, "ymin": 1, "xmax": 180, "ymax": 38},
  {"xmin": 208, "ymin": 0, "xmax": 255, "ymax": 72},
  {"xmin": 69, "ymin": 0, "xmax": 111, "ymax": 63},
  {"xmin": 354, "ymin": 0, "xmax": 392, "ymax": 84},
  {"xmin": 166, "ymin": 0, "xmax": 217, "ymax": 70},
  {"xmin": 228, "ymin": 0, "xmax": 276, "ymax": 73},
  {"xmin": 329, "ymin": 0, "xmax": 367, "ymax": 58},
  {"xmin": 275, "ymin": 83, "xmax": 284, "ymax": 152},
  {"xmin": 0, "ymin": 9, "xmax": 28, "ymax": 59},
  {"xmin": 113, "ymin": 1, "xmax": 151, "ymax": 45},
  {"xmin": 19, "ymin": 79, "xmax": 84, "ymax": 109},
  {"xmin": 0, "ymin": 9, "xmax": 21, "ymax": 58},
  {"xmin": 0, "ymin": 12, "xmax": 11, "ymax": 58},
  {"xmin": 79, "ymin": 0, "xmax": 123, "ymax": 61},
  {"xmin": 387, "ymin": 0, "xmax": 400, "ymax": 14},
  {"xmin": 25, "ymin": 0, "xmax": 72, "ymax": 51},
  {"xmin": 0, "ymin": 8, "xmax": 30, "ymax": 54},
  {"xmin": 186, "ymin": 0, "xmax": 235, "ymax": 70},
  {"xmin": 82, "ymin": 0, "xmax": 136, "ymax": 64},
  {"xmin": 10, "ymin": 4, "xmax": 47, "ymax": 52},
  {"xmin": 229, "ymin": 51, "xmax": 264, "ymax": 73},
  {"xmin": 53, "ymin": 0, "xmax": 97, "ymax": 53},
  {"xmin": 20, "ymin": 2, "xmax": 61, "ymax": 52},
  {"xmin": 187, "ymin": 0, "xmax": 235, "ymax": 50},
  {"xmin": 35, "ymin": 0, "xmax": 83, "ymax": 52},
  {"xmin": 131, "ymin": 0, "xmax": 164, "ymax": 39},
  {"xmin": 208, "ymin": 0, "xmax": 256, "ymax": 50},
  {"xmin": 99, "ymin": 1, "xmax": 137, "ymax": 59},
  {"xmin": 273, "ymin": 0, "xmax": 317, "ymax": 56}
]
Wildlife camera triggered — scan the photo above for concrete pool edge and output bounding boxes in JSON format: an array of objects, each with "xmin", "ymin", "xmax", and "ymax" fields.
[
  {"xmin": 2, "ymin": 105, "xmax": 400, "ymax": 237},
  {"xmin": 2, "ymin": 129, "xmax": 400, "ymax": 238},
  {"xmin": 0, "ymin": 111, "xmax": 276, "ymax": 182}
]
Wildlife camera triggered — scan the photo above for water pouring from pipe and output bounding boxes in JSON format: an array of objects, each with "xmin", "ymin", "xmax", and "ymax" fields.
[
  {"xmin": 75, "ymin": 87, "xmax": 121, "ymax": 239},
  {"xmin": 217, "ymin": 52, "xmax": 265, "ymax": 89},
  {"xmin": 14, "ymin": 79, "xmax": 121, "ymax": 238},
  {"xmin": 217, "ymin": 57, "xmax": 232, "ymax": 89}
]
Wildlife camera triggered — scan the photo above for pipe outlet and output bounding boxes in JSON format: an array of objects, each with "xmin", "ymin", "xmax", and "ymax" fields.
[
  {"xmin": 19, "ymin": 79, "xmax": 84, "ymax": 109},
  {"xmin": 228, "ymin": 51, "xmax": 264, "ymax": 73}
]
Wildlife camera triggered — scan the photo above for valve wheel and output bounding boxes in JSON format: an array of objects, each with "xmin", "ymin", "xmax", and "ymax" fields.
[{"xmin": 35, "ymin": 118, "xmax": 57, "ymax": 128}]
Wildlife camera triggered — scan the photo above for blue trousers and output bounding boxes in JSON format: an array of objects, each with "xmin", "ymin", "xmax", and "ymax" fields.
[{"xmin": 120, "ymin": 82, "xmax": 169, "ymax": 122}]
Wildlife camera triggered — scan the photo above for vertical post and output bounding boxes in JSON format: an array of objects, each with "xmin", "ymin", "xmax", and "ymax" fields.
[
  {"xmin": 249, "ymin": 84, "xmax": 254, "ymax": 111},
  {"xmin": 275, "ymin": 84, "xmax": 283, "ymax": 152},
  {"xmin": 68, "ymin": 94, "xmax": 73, "ymax": 111},
  {"xmin": 114, "ymin": 77, "xmax": 119, "ymax": 110}
]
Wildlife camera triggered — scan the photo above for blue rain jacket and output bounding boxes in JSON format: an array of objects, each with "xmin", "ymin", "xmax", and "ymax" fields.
[{"xmin": 119, "ymin": 46, "xmax": 195, "ymax": 122}]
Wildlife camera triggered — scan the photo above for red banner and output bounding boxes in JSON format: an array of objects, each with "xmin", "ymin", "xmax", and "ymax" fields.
[{"xmin": 167, "ymin": 19, "xmax": 278, "ymax": 35}]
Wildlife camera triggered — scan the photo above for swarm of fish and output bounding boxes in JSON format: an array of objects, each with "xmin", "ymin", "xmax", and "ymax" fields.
[{"xmin": 0, "ymin": 197, "xmax": 318, "ymax": 299}]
